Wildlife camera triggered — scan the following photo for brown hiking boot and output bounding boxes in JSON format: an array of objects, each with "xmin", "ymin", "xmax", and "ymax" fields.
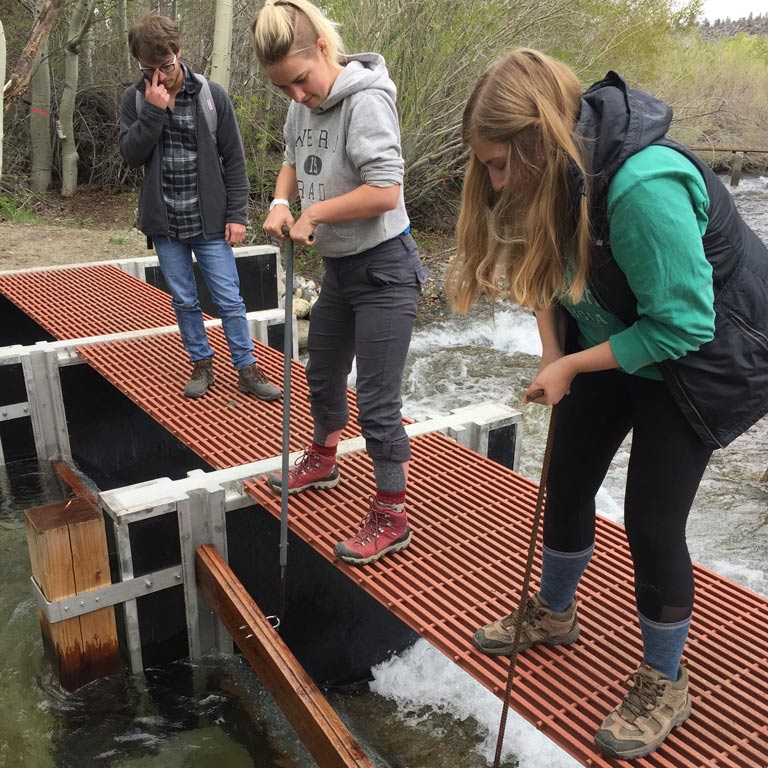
[
  {"xmin": 594, "ymin": 664, "xmax": 691, "ymax": 759},
  {"xmin": 472, "ymin": 592, "xmax": 579, "ymax": 655},
  {"xmin": 267, "ymin": 447, "xmax": 339, "ymax": 494},
  {"xmin": 237, "ymin": 362, "xmax": 281, "ymax": 401},
  {"xmin": 183, "ymin": 358, "xmax": 215, "ymax": 398},
  {"xmin": 334, "ymin": 497, "xmax": 412, "ymax": 566}
]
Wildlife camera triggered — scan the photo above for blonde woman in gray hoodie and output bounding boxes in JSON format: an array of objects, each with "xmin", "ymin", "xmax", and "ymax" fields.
[{"xmin": 254, "ymin": 0, "xmax": 427, "ymax": 566}]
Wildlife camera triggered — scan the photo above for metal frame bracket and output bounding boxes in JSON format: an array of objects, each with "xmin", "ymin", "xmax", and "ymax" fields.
[{"xmin": 30, "ymin": 565, "xmax": 184, "ymax": 624}]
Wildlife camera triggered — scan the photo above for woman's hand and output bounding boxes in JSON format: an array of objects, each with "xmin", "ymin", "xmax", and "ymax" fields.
[
  {"xmin": 524, "ymin": 356, "xmax": 575, "ymax": 405},
  {"xmin": 263, "ymin": 206, "xmax": 294, "ymax": 240},
  {"xmin": 524, "ymin": 341, "xmax": 621, "ymax": 404},
  {"xmin": 289, "ymin": 211, "xmax": 317, "ymax": 247}
]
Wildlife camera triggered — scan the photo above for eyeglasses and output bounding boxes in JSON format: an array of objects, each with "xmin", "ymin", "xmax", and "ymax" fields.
[{"xmin": 138, "ymin": 54, "xmax": 177, "ymax": 78}]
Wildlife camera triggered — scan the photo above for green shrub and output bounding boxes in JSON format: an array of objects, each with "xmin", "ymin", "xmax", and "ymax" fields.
[
  {"xmin": 647, "ymin": 32, "xmax": 768, "ymax": 152},
  {"xmin": 0, "ymin": 195, "xmax": 36, "ymax": 223}
]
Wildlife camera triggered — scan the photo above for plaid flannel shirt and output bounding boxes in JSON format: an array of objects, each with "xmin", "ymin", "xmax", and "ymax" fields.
[{"xmin": 161, "ymin": 67, "xmax": 202, "ymax": 239}]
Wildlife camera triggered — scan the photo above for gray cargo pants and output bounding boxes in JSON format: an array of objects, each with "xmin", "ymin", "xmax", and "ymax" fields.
[{"xmin": 306, "ymin": 232, "xmax": 427, "ymax": 463}]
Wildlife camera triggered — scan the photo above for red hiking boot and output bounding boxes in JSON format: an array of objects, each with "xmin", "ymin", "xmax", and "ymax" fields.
[
  {"xmin": 334, "ymin": 497, "xmax": 412, "ymax": 566},
  {"xmin": 266, "ymin": 447, "xmax": 339, "ymax": 494}
]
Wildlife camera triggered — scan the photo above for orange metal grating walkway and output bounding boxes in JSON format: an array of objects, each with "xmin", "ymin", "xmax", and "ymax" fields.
[
  {"xmin": 3, "ymin": 265, "xmax": 767, "ymax": 767},
  {"xmin": 0, "ymin": 264, "xmax": 186, "ymax": 338},
  {"xmin": 245, "ymin": 440, "xmax": 768, "ymax": 768}
]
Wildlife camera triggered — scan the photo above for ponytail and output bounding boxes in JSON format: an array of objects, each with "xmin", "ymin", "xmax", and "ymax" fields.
[{"xmin": 251, "ymin": 0, "xmax": 344, "ymax": 66}]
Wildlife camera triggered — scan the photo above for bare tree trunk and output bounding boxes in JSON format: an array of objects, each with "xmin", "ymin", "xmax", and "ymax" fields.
[
  {"xmin": 0, "ymin": 21, "xmax": 5, "ymax": 178},
  {"xmin": 209, "ymin": 0, "xmax": 233, "ymax": 91},
  {"xmin": 30, "ymin": 41, "xmax": 52, "ymax": 193},
  {"xmin": 114, "ymin": 0, "xmax": 131, "ymax": 80},
  {"xmin": 60, "ymin": 0, "xmax": 98, "ymax": 196},
  {"xmin": 3, "ymin": 0, "xmax": 66, "ymax": 109},
  {"xmin": 129, "ymin": 0, "xmax": 152, "ymax": 19}
]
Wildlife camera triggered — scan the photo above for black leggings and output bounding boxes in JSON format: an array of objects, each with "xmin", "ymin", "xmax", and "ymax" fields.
[{"xmin": 543, "ymin": 369, "xmax": 713, "ymax": 622}]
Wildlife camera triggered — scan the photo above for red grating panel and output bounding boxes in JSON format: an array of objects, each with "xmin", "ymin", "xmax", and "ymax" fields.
[
  {"xmin": 243, "ymin": 435, "xmax": 768, "ymax": 768},
  {"xmin": 76, "ymin": 327, "xmax": 363, "ymax": 467},
  {"xmin": 0, "ymin": 264, "xmax": 187, "ymax": 338},
  {"xmin": 7, "ymin": 264, "xmax": 766, "ymax": 764}
]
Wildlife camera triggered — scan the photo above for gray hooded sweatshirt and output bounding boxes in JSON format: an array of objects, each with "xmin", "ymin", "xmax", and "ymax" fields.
[{"xmin": 283, "ymin": 53, "xmax": 410, "ymax": 258}]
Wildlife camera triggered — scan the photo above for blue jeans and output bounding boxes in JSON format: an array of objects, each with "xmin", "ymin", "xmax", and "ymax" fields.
[{"xmin": 153, "ymin": 235, "xmax": 256, "ymax": 370}]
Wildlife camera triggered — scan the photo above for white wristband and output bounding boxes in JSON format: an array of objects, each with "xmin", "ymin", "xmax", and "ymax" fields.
[{"xmin": 269, "ymin": 198, "xmax": 290, "ymax": 212}]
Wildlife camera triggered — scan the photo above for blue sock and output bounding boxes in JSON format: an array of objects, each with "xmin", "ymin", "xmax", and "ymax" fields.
[
  {"xmin": 639, "ymin": 612, "xmax": 690, "ymax": 682},
  {"xmin": 539, "ymin": 543, "xmax": 594, "ymax": 612}
]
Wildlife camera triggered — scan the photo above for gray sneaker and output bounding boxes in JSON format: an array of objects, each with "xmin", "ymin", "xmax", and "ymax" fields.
[
  {"xmin": 473, "ymin": 592, "xmax": 579, "ymax": 655},
  {"xmin": 183, "ymin": 358, "xmax": 215, "ymax": 398},
  {"xmin": 237, "ymin": 362, "xmax": 281, "ymax": 401}
]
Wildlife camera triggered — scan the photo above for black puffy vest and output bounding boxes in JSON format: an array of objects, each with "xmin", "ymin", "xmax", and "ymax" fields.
[{"xmin": 572, "ymin": 73, "xmax": 768, "ymax": 448}]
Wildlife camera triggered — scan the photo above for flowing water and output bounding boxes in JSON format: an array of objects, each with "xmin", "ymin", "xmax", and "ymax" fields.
[{"xmin": 0, "ymin": 176, "xmax": 766, "ymax": 767}]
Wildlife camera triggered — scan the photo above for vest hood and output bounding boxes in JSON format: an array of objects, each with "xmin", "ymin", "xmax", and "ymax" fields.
[{"xmin": 578, "ymin": 71, "xmax": 672, "ymax": 178}]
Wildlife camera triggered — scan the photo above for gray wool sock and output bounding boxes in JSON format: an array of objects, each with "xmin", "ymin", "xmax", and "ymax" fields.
[
  {"xmin": 539, "ymin": 543, "xmax": 594, "ymax": 612},
  {"xmin": 639, "ymin": 612, "xmax": 691, "ymax": 682},
  {"xmin": 372, "ymin": 458, "xmax": 407, "ymax": 493}
]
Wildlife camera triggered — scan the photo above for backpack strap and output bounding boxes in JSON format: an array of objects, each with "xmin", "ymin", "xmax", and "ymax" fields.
[
  {"xmin": 193, "ymin": 74, "xmax": 218, "ymax": 146},
  {"xmin": 133, "ymin": 72, "xmax": 218, "ymax": 145}
]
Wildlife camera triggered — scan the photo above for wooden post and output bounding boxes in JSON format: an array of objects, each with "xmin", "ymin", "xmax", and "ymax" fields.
[
  {"xmin": 196, "ymin": 544, "xmax": 374, "ymax": 768},
  {"xmin": 730, "ymin": 151, "xmax": 744, "ymax": 187},
  {"xmin": 25, "ymin": 497, "xmax": 121, "ymax": 690}
]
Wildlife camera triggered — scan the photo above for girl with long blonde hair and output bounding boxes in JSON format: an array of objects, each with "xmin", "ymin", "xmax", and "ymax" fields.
[{"xmin": 451, "ymin": 48, "xmax": 768, "ymax": 760}]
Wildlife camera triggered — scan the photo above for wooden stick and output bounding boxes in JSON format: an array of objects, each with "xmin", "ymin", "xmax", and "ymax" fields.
[{"xmin": 195, "ymin": 543, "xmax": 374, "ymax": 768}]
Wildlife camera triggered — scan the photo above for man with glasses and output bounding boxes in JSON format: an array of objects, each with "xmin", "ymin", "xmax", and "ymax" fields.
[{"xmin": 119, "ymin": 13, "xmax": 280, "ymax": 401}]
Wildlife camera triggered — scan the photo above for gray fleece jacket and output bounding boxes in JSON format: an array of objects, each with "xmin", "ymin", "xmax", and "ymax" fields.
[
  {"xmin": 283, "ymin": 53, "xmax": 410, "ymax": 257},
  {"xmin": 119, "ymin": 66, "xmax": 249, "ymax": 239}
]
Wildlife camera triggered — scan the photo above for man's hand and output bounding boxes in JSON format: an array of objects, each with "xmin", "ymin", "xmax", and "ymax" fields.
[
  {"xmin": 225, "ymin": 222, "xmax": 246, "ymax": 246},
  {"xmin": 144, "ymin": 69, "xmax": 171, "ymax": 110}
]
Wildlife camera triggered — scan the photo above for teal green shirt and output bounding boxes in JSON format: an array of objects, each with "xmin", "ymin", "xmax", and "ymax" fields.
[{"xmin": 565, "ymin": 145, "xmax": 715, "ymax": 380}]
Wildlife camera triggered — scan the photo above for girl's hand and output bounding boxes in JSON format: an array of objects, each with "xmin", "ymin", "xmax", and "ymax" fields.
[
  {"xmin": 289, "ymin": 212, "xmax": 316, "ymax": 247},
  {"xmin": 263, "ymin": 206, "xmax": 294, "ymax": 240},
  {"xmin": 523, "ymin": 356, "xmax": 575, "ymax": 405}
]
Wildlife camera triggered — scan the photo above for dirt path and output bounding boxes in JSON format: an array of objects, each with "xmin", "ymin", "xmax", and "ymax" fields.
[
  {"xmin": 0, "ymin": 221, "xmax": 150, "ymax": 271},
  {"xmin": 0, "ymin": 190, "xmax": 147, "ymax": 271}
]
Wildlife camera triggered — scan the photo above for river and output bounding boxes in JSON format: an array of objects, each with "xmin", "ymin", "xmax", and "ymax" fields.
[{"xmin": 0, "ymin": 175, "xmax": 766, "ymax": 768}]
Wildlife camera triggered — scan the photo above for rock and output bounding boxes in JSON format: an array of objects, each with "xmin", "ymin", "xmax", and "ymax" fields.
[
  {"xmin": 292, "ymin": 297, "xmax": 311, "ymax": 319},
  {"xmin": 297, "ymin": 318, "xmax": 310, "ymax": 349}
]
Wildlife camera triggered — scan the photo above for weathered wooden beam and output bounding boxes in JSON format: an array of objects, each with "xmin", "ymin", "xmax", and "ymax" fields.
[
  {"xmin": 688, "ymin": 146, "xmax": 768, "ymax": 154},
  {"xmin": 195, "ymin": 544, "xmax": 373, "ymax": 768},
  {"xmin": 25, "ymin": 498, "xmax": 121, "ymax": 690}
]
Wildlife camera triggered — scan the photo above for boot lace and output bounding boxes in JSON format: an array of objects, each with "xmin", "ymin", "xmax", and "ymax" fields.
[
  {"xmin": 244, "ymin": 363, "xmax": 269, "ymax": 383},
  {"xmin": 289, "ymin": 448, "xmax": 323, "ymax": 480},
  {"xmin": 350, "ymin": 497, "xmax": 389, "ymax": 544},
  {"xmin": 500, "ymin": 596, "xmax": 539, "ymax": 633},
  {"xmin": 190, "ymin": 360, "xmax": 211, "ymax": 380},
  {"xmin": 619, "ymin": 669, "xmax": 664, "ymax": 720}
]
